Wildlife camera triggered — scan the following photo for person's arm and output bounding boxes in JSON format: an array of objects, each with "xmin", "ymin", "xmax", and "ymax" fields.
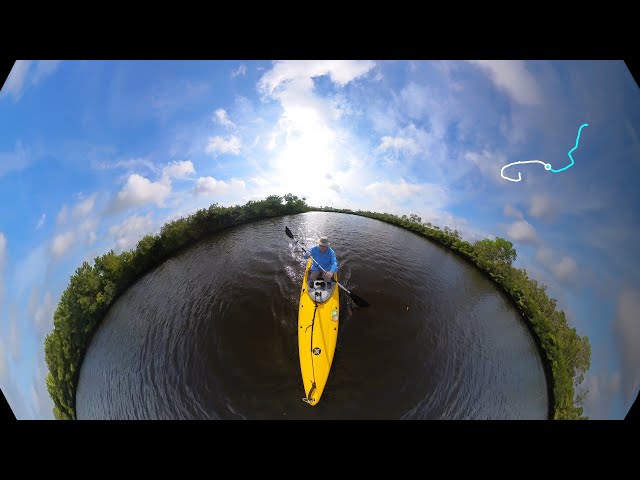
[
  {"xmin": 303, "ymin": 246, "xmax": 315, "ymax": 259},
  {"xmin": 328, "ymin": 248, "xmax": 338, "ymax": 273}
]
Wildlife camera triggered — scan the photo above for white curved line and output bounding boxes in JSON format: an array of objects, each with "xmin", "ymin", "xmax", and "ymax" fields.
[{"xmin": 500, "ymin": 160, "xmax": 548, "ymax": 182}]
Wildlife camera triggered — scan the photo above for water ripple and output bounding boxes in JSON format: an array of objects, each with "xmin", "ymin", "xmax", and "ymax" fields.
[{"xmin": 76, "ymin": 212, "xmax": 548, "ymax": 419}]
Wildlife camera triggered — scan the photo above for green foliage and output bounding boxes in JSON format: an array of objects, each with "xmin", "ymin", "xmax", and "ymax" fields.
[
  {"xmin": 473, "ymin": 237, "xmax": 517, "ymax": 266},
  {"xmin": 44, "ymin": 194, "xmax": 310, "ymax": 420},
  {"xmin": 45, "ymin": 197, "xmax": 589, "ymax": 421}
]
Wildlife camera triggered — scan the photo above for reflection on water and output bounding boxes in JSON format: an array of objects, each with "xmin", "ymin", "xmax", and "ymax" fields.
[{"xmin": 76, "ymin": 212, "xmax": 548, "ymax": 419}]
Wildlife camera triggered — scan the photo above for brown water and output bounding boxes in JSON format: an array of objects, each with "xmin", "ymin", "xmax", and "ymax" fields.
[{"xmin": 75, "ymin": 212, "xmax": 549, "ymax": 419}]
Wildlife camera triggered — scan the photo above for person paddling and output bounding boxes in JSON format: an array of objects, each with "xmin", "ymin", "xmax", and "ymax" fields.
[{"xmin": 303, "ymin": 236, "xmax": 338, "ymax": 284}]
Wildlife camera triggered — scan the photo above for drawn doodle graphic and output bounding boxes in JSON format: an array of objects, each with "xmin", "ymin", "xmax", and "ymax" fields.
[{"xmin": 501, "ymin": 123, "xmax": 589, "ymax": 182}]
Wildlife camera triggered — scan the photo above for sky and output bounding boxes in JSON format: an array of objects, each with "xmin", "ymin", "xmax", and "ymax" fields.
[{"xmin": 0, "ymin": 60, "xmax": 639, "ymax": 420}]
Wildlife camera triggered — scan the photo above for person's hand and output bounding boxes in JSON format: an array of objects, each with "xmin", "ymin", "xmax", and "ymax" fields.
[{"xmin": 323, "ymin": 272, "xmax": 332, "ymax": 282}]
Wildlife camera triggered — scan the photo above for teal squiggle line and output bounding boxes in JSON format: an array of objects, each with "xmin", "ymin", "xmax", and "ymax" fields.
[{"xmin": 550, "ymin": 123, "xmax": 588, "ymax": 173}]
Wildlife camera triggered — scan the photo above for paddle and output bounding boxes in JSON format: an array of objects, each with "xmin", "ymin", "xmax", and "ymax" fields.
[{"xmin": 285, "ymin": 226, "xmax": 370, "ymax": 307}]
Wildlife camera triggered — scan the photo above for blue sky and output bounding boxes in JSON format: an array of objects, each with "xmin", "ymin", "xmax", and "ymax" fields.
[{"xmin": 1, "ymin": 60, "xmax": 638, "ymax": 420}]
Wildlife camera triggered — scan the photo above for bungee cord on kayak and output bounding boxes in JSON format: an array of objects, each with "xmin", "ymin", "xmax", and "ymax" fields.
[{"xmin": 302, "ymin": 301, "xmax": 320, "ymax": 404}]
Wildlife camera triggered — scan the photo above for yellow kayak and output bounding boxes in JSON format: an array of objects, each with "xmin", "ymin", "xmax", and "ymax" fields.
[{"xmin": 298, "ymin": 258, "xmax": 340, "ymax": 406}]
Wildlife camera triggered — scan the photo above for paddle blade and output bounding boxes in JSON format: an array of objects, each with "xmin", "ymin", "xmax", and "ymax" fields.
[
  {"xmin": 350, "ymin": 292, "xmax": 370, "ymax": 308},
  {"xmin": 285, "ymin": 226, "xmax": 294, "ymax": 239}
]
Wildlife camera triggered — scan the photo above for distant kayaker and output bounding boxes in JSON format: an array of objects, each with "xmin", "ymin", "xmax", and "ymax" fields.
[{"xmin": 303, "ymin": 236, "xmax": 338, "ymax": 283}]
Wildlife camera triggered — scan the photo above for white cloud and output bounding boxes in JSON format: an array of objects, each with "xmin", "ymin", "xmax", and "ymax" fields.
[
  {"xmin": 250, "ymin": 176, "xmax": 270, "ymax": 188},
  {"xmin": 377, "ymin": 136, "xmax": 420, "ymax": 155},
  {"xmin": 109, "ymin": 213, "xmax": 156, "ymax": 252},
  {"xmin": 243, "ymin": 60, "xmax": 379, "ymax": 208},
  {"xmin": 464, "ymin": 150, "xmax": 509, "ymax": 180},
  {"xmin": 213, "ymin": 108, "xmax": 236, "ymax": 129},
  {"xmin": 536, "ymin": 247, "xmax": 553, "ymax": 266},
  {"xmin": 50, "ymin": 232, "xmax": 76, "ymax": 259},
  {"xmin": 56, "ymin": 205, "xmax": 68, "ymax": 226},
  {"xmin": 258, "ymin": 60, "xmax": 375, "ymax": 97},
  {"xmin": 31, "ymin": 60, "xmax": 61, "ymax": 86},
  {"xmin": 0, "ymin": 60, "xmax": 60, "ymax": 103},
  {"xmin": 329, "ymin": 93, "xmax": 358, "ymax": 120},
  {"xmin": 506, "ymin": 220, "xmax": 537, "ymax": 244},
  {"xmin": 368, "ymin": 103, "xmax": 402, "ymax": 135},
  {"xmin": 30, "ymin": 291, "xmax": 55, "ymax": 333},
  {"xmin": 365, "ymin": 179, "xmax": 426, "ymax": 199},
  {"xmin": 111, "ymin": 174, "xmax": 172, "ymax": 212},
  {"xmin": 361, "ymin": 179, "xmax": 450, "ymax": 218},
  {"xmin": 192, "ymin": 177, "xmax": 246, "ymax": 196},
  {"xmin": 161, "ymin": 160, "xmax": 195, "ymax": 179},
  {"xmin": 504, "ymin": 205, "xmax": 523, "ymax": 220},
  {"xmin": 248, "ymin": 59, "xmax": 463, "ymax": 218},
  {"xmin": 529, "ymin": 194, "xmax": 555, "ymax": 219},
  {"xmin": 206, "ymin": 135, "xmax": 241, "ymax": 155},
  {"xmin": 0, "ymin": 140, "xmax": 31, "ymax": 178},
  {"xmin": 150, "ymin": 80, "xmax": 210, "ymax": 114},
  {"xmin": 535, "ymin": 246, "xmax": 579, "ymax": 285},
  {"xmin": 92, "ymin": 157, "xmax": 158, "ymax": 174},
  {"xmin": 107, "ymin": 161, "xmax": 194, "ymax": 214},
  {"xmin": 75, "ymin": 218, "xmax": 100, "ymax": 248},
  {"xmin": 78, "ymin": 217, "xmax": 98, "ymax": 235},
  {"xmin": 13, "ymin": 244, "xmax": 48, "ymax": 298},
  {"xmin": 36, "ymin": 213, "xmax": 46, "ymax": 230},
  {"xmin": 231, "ymin": 64, "xmax": 247, "ymax": 78},
  {"xmin": 399, "ymin": 82, "xmax": 430, "ymax": 120},
  {"xmin": 72, "ymin": 193, "xmax": 97, "ymax": 219},
  {"xmin": 552, "ymin": 256, "xmax": 578, "ymax": 284},
  {"xmin": 266, "ymin": 134, "xmax": 278, "ymax": 151},
  {"xmin": 329, "ymin": 183, "xmax": 341, "ymax": 194},
  {"xmin": 614, "ymin": 288, "xmax": 640, "ymax": 404},
  {"xmin": 369, "ymin": 122, "xmax": 433, "ymax": 174},
  {"xmin": 0, "ymin": 60, "xmax": 31, "ymax": 101},
  {"xmin": 529, "ymin": 190, "xmax": 607, "ymax": 221},
  {"xmin": 467, "ymin": 60, "xmax": 542, "ymax": 106}
]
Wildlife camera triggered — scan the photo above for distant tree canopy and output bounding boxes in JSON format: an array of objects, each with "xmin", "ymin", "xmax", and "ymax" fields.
[
  {"xmin": 44, "ymin": 194, "xmax": 310, "ymax": 420},
  {"xmin": 44, "ymin": 196, "xmax": 590, "ymax": 420},
  {"xmin": 473, "ymin": 237, "xmax": 517, "ymax": 266}
]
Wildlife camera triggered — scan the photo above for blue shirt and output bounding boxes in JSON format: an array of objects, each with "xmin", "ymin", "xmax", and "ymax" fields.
[{"xmin": 304, "ymin": 246, "xmax": 338, "ymax": 273}]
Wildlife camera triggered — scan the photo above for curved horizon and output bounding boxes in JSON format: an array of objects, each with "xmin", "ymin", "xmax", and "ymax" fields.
[{"xmin": 0, "ymin": 60, "xmax": 638, "ymax": 419}]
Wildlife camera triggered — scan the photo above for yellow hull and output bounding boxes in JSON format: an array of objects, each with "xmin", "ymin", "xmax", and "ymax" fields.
[{"xmin": 297, "ymin": 259, "xmax": 340, "ymax": 406}]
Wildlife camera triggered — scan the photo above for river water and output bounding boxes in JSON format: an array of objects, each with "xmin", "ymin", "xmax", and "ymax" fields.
[{"xmin": 76, "ymin": 211, "xmax": 548, "ymax": 419}]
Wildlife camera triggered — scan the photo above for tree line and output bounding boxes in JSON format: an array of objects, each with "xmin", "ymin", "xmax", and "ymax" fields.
[
  {"xmin": 44, "ymin": 196, "xmax": 589, "ymax": 420},
  {"xmin": 44, "ymin": 194, "xmax": 308, "ymax": 419}
]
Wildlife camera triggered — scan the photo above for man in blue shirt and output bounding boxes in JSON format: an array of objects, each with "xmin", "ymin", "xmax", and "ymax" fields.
[{"xmin": 304, "ymin": 236, "xmax": 338, "ymax": 283}]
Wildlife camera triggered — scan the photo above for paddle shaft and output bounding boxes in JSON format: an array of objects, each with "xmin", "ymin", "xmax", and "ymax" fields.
[
  {"xmin": 285, "ymin": 226, "xmax": 368, "ymax": 307},
  {"xmin": 293, "ymin": 239, "xmax": 354, "ymax": 296}
]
